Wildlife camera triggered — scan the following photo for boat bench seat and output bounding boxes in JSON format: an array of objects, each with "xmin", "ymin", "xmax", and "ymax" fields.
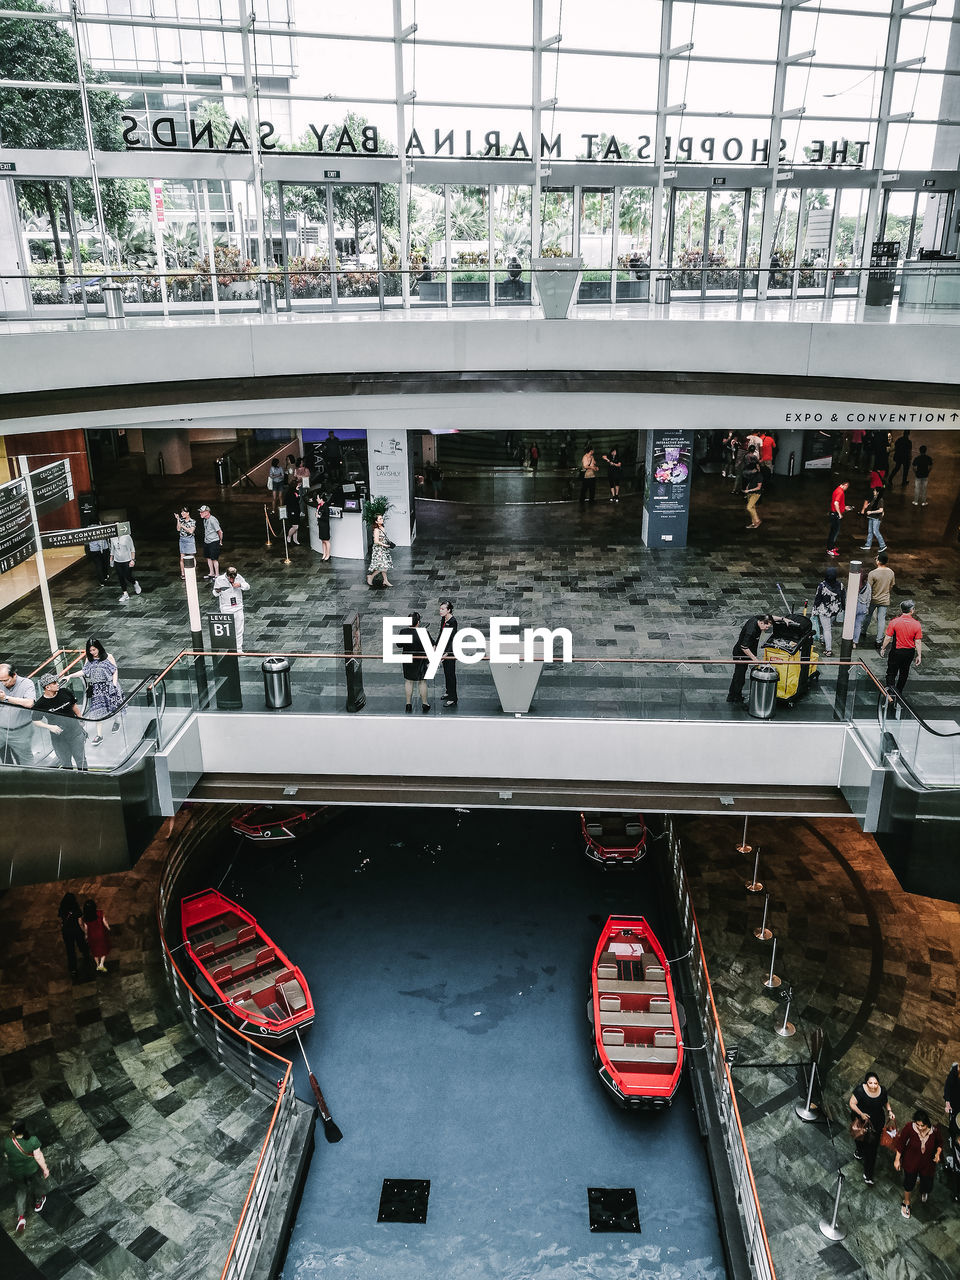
[
  {"xmin": 277, "ymin": 973, "xmax": 307, "ymax": 1013},
  {"xmin": 608, "ymin": 1044, "xmax": 679, "ymax": 1065},
  {"xmin": 597, "ymin": 978, "xmax": 668, "ymax": 995},
  {"xmin": 600, "ymin": 1009, "xmax": 674, "ymax": 1028},
  {"xmin": 247, "ymin": 964, "xmax": 285, "ymax": 996}
]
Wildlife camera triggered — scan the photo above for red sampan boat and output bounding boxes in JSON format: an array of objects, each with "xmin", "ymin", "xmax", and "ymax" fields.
[
  {"xmin": 181, "ymin": 889, "xmax": 314, "ymax": 1041},
  {"xmin": 590, "ymin": 915, "xmax": 683, "ymax": 1108},
  {"xmin": 581, "ymin": 813, "xmax": 647, "ymax": 865},
  {"xmin": 231, "ymin": 805, "xmax": 327, "ymax": 843}
]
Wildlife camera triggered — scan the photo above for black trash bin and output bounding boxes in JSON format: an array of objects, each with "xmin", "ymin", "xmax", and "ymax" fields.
[
  {"xmin": 262, "ymin": 656, "xmax": 292, "ymax": 709},
  {"xmin": 748, "ymin": 665, "xmax": 779, "ymax": 720}
]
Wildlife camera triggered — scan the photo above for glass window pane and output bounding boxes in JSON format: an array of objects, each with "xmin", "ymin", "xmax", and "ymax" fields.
[
  {"xmin": 297, "ymin": 1, "xmax": 392, "ymax": 36},
  {"xmin": 288, "ymin": 39, "xmax": 395, "ymax": 98},
  {"xmin": 556, "ymin": 53, "xmax": 658, "ymax": 111},
  {"xmin": 891, "ymin": 72, "xmax": 949, "ymax": 121},
  {"xmin": 412, "ymin": 0, "xmax": 529, "ymax": 43},
  {"xmin": 670, "ymin": 62, "xmax": 777, "ymax": 116},
  {"xmin": 551, "ymin": 0, "xmax": 663, "ymax": 51},
  {"xmin": 784, "ymin": 66, "xmax": 883, "ymax": 116},
  {"xmin": 674, "ymin": 3, "xmax": 781, "ymax": 61},
  {"xmin": 410, "ymin": 46, "xmax": 532, "ymax": 104},
  {"xmin": 897, "ymin": 17, "xmax": 955, "ymax": 71},
  {"xmin": 540, "ymin": 189, "xmax": 574, "ymax": 256},
  {"xmin": 790, "ymin": 13, "xmax": 890, "ymax": 65},
  {"xmin": 884, "ymin": 122, "xmax": 939, "ymax": 170}
]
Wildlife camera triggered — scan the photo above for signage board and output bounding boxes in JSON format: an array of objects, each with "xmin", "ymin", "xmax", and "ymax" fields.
[
  {"xmin": 642, "ymin": 429, "xmax": 694, "ymax": 549},
  {"xmin": 323, "ymin": 169, "xmax": 341, "ymax": 179},
  {"xmin": 30, "ymin": 458, "xmax": 74, "ymax": 517},
  {"xmin": 0, "ymin": 162, "xmax": 15, "ymax": 172},
  {"xmin": 41, "ymin": 522, "xmax": 120, "ymax": 549},
  {"xmin": 153, "ymin": 181, "xmax": 165, "ymax": 224},
  {"xmin": 207, "ymin": 612, "xmax": 242, "ymax": 710},
  {"xmin": 0, "ymin": 477, "xmax": 36, "ymax": 574},
  {"xmin": 367, "ymin": 428, "xmax": 413, "ymax": 546}
]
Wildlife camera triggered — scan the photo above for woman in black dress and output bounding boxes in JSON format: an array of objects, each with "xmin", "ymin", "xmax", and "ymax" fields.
[
  {"xmin": 849, "ymin": 1071, "xmax": 895, "ymax": 1186},
  {"xmin": 602, "ymin": 447, "xmax": 623, "ymax": 501},
  {"xmin": 400, "ymin": 610, "xmax": 430, "ymax": 713},
  {"xmin": 314, "ymin": 492, "xmax": 331, "ymax": 561}
]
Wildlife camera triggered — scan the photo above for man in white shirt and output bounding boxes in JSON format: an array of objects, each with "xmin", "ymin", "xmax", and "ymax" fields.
[
  {"xmin": 109, "ymin": 529, "xmax": 140, "ymax": 601},
  {"xmin": 212, "ymin": 566, "xmax": 249, "ymax": 652}
]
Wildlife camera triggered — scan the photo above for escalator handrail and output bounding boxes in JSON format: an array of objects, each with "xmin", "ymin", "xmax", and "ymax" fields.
[{"xmin": 881, "ymin": 688, "xmax": 960, "ymax": 739}]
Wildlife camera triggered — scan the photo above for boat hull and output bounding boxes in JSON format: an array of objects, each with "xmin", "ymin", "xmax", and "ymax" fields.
[
  {"xmin": 181, "ymin": 888, "xmax": 315, "ymax": 1041},
  {"xmin": 581, "ymin": 813, "xmax": 647, "ymax": 866},
  {"xmin": 230, "ymin": 805, "xmax": 328, "ymax": 843},
  {"xmin": 590, "ymin": 914, "xmax": 683, "ymax": 1107}
]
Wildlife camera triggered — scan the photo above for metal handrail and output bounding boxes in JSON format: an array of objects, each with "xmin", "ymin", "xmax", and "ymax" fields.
[
  {"xmin": 155, "ymin": 812, "xmax": 298, "ymax": 1280},
  {"xmin": 665, "ymin": 819, "xmax": 777, "ymax": 1280}
]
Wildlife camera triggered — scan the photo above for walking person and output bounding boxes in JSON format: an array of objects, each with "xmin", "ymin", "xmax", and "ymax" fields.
[
  {"xmin": 78, "ymin": 638, "xmax": 123, "ymax": 746},
  {"xmin": 944, "ymin": 1062, "xmax": 960, "ymax": 1190},
  {"xmin": 58, "ymin": 892, "xmax": 89, "ymax": 977},
  {"xmin": 881, "ymin": 600, "xmax": 922, "ymax": 696},
  {"xmin": 33, "ymin": 674, "xmax": 87, "ymax": 769},
  {"xmin": 889, "ymin": 430, "xmax": 912, "ymax": 487},
  {"xmin": 366, "ymin": 513, "xmax": 394, "ymax": 588},
  {"xmin": 826, "ymin": 480, "xmax": 849, "ymax": 557},
  {"xmin": 399, "ymin": 611, "xmax": 430, "ymax": 714},
  {"xmin": 175, "ymin": 507, "xmax": 197, "ymax": 579},
  {"xmin": 267, "ymin": 458, "xmax": 285, "ymax": 511},
  {"xmin": 198, "ymin": 504, "xmax": 223, "ymax": 578},
  {"xmin": 602, "ymin": 446, "xmax": 623, "ymax": 501},
  {"xmin": 759, "ymin": 431, "xmax": 776, "ymax": 492},
  {"xmin": 314, "ymin": 492, "xmax": 331, "ymax": 561},
  {"xmin": 726, "ymin": 613, "xmax": 775, "ymax": 704},
  {"xmin": 3, "ymin": 1120, "xmax": 50, "ymax": 1234},
  {"xmin": 849, "ymin": 1071, "xmax": 895, "ymax": 1187},
  {"xmin": 580, "ymin": 444, "xmax": 598, "ymax": 504},
  {"xmin": 529, "ymin": 442, "xmax": 540, "ymax": 475},
  {"xmin": 865, "ymin": 551, "xmax": 895, "ymax": 648},
  {"xmin": 861, "ymin": 489, "xmax": 887, "ymax": 552},
  {"xmin": 912, "ymin": 444, "xmax": 933, "ymax": 505},
  {"xmin": 852, "ymin": 570, "xmax": 872, "ymax": 647},
  {"xmin": 82, "ymin": 897, "xmax": 111, "ymax": 972},
  {"xmin": 742, "ymin": 453, "xmax": 763, "ymax": 529},
  {"xmin": 109, "ymin": 525, "xmax": 140, "ymax": 601},
  {"xmin": 895, "ymin": 1109, "xmax": 942, "ymax": 1217},
  {"xmin": 438, "ymin": 599, "xmax": 459, "ymax": 707},
  {"xmin": 212, "ymin": 566, "xmax": 250, "ymax": 652},
  {"xmin": 813, "ymin": 566, "xmax": 845, "ymax": 656},
  {"xmin": 88, "ymin": 535, "xmax": 111, "ymax": 585},
  {"xmin": 0, "ymin": 663, "xmax": 36, "ymax": 765},
  {"xmin": 284, "ymin": 481, "xmax": 302, "ymax": 545}
]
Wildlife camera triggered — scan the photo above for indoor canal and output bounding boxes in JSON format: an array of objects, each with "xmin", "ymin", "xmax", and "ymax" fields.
[{"xmin": 189, "ymin": 807, "xmax": 727, "ymax": 1280}]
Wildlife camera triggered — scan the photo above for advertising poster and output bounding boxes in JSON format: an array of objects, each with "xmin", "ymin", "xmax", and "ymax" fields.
[
  {"xmin": 641, "ymin": 429, "xmax": 694, "ymax": 548},
  {"xmin": 366, "ymin": 428, "xmax": 415, "ymax": 546}
]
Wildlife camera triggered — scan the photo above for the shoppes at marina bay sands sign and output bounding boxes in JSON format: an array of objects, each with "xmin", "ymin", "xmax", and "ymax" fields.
[{"xmin": 120, "ymin": 116, "xmax": 869, "ymax": 166}]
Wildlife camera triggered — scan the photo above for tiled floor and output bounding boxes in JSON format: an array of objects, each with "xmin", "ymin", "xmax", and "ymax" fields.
[
  {"xmin": 0, "ymin": 813, "xmax": 286, "ymax": 1280},
  {"xmin": 680, "ymin": 815, "xmax": 960, "ymax": 1280}
]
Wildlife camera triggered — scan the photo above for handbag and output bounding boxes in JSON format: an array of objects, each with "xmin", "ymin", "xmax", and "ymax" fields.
[
  {"xmin": 880, "ymin": 1122, "xmax": 898, "ymax": 1151},
  {"xmin": 850, "ymin": 1115, "xmax": 872, "ymax": 1141}
]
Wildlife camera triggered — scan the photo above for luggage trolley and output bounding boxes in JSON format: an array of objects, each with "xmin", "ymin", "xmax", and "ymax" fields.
[{"xmin": 763, "ymin": 586, "xmax": 820, "ymax": 707}]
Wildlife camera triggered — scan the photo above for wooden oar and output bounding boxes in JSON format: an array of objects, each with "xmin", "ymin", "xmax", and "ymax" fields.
[{"xmin": 294, "ymin": 1030, "xmax": 342, "ymax": 1143}]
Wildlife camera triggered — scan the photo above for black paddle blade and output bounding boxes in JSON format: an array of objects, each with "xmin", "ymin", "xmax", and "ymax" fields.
[{"xmin": 322, "ymin": 1115, "xmax": 343, "ymax": 1143}]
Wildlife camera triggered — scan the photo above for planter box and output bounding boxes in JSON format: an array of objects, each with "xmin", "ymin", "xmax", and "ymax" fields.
[
  {"xmin": 577, "ymin": 280, "xmax": 612, "ymax": 302},
  {"xmin": 494, "ymin": 281, "xmax": 531, "ymax": 303},
  {"xmin": 616, "ymin": 279, "xmax": 650, "ymax": 302}
]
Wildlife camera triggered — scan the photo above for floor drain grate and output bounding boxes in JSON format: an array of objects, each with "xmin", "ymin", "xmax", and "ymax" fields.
[
  {"xmin": 378, "ymin": 1178, "xmax": 430, "ymax": 1223},
  {"xmin": 587, "ymin": 1187, "xmax": 641, "ymax": 1232}
]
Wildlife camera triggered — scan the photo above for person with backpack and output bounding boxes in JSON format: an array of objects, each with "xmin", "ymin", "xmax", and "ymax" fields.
[{"xmin": 814, "ymin": 566, "xmax": 845, "ymax": 656}]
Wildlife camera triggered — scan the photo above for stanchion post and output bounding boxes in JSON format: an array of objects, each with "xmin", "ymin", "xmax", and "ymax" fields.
[
  {"xmin": 796, "ymin": 1060, "xmax": 820, "ymax": 1121},
  {"xmin": 746, "ymin": 844, "xmax": 763, "ymax": 893},
  {"xmin": 736, "ymin": 815, "xmax": 752, "ymax": 854},
  {"xmin": 754, "ymin": 892, "xmax": 773, "ymax": 941},
  {"xmin": 775, "ymin": 985, "xmax": 796, "ymax": 1038},
  {"xmin": 264, "ymin": 505, "xmax": 273, "ymax": 547},
  {"xmin": 818, "ymin": 1170, "xmax": 847, "ymax": 1241},
  {"xmin": 280, "ymin": 512, "xmax": 291, "ymax": 565},
  {"xmin": 763, "ymin": 936, "xmax": 781, "ymax": 989}
]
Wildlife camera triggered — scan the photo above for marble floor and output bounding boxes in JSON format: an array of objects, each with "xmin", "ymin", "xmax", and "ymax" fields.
[
  {"xmin": 0, "ymin": 813, "xmax": 290, "ymax": 1280},
  {"xmin": 2, "ymin": 435, "xmax": 959, "ymax": 730}
]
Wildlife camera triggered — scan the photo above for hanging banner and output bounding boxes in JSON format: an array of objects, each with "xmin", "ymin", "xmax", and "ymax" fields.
[
  {"xmin": 366, "ymin": 428, "xmax": 415, "ymax": 546},
  {"xmin": 642, "ymin": 430, "xmax": 694, "ymax": 549},
  {"xmin": 41, "ymin": 522, "xmax": 121, "ymax": 549}
]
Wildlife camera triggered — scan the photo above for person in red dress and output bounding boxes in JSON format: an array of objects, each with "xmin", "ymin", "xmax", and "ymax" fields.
[
  {"xmin": 82, "ymin": 899, "xmax": 111, "ymax": 972},
  {"xmin": 895, "ymin": 1109, "xmax": 942, "ymax": 1218}
]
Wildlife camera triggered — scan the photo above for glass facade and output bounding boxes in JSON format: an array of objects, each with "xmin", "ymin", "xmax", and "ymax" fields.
[{"xmin": 0, "ymin": 0, "xmax": 958, "ymax": 315}]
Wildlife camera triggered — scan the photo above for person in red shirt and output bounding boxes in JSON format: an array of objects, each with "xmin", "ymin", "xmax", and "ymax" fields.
[
  {"xmin": 759, "ymin": 432, "xmax": 776, "ymax": 490},
  {"xmin": 880, "ymin": 600, "xmax": 922, "ymax": 695},
  {"xmin": 827, "ymin": 480, "xmax": 849, "ymax": 556}
]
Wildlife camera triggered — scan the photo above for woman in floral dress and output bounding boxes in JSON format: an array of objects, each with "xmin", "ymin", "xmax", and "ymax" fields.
[
  {"xmin": 366, "ymin": 513, "xmax": 394, "ymax": 588},
  {"xmin": 79, "ymin": 638, "xmax": 124, "ymax": 746}
]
